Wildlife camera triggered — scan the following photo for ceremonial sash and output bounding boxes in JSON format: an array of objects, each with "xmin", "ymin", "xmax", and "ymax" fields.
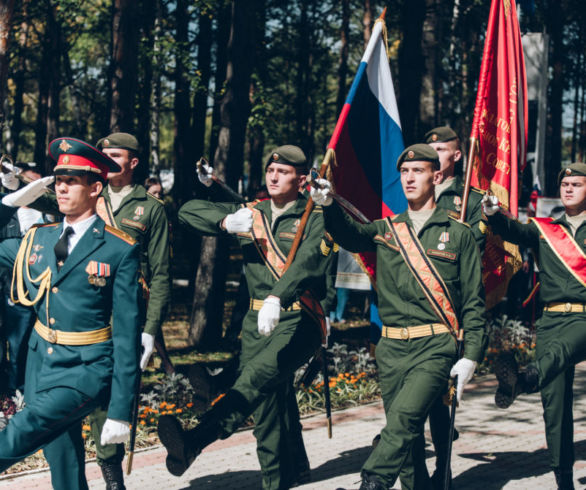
[
  {"xmin": 96, "ymin": 196, "xmax": 150, "ymax": 298},
  {"xmin": 96, "ymin": 196, "xmax": 118, "ymax": 228},
  {"xmin": 245, "ymin": 203, "xmax": 327, "ymax": 342},
  {"xmin": 385, "ymin": 218, "xmax": 459, "ymax": 336},
  {"xmin": 531, "ymin": 217, "xmax": 586, "ymax": 287}
]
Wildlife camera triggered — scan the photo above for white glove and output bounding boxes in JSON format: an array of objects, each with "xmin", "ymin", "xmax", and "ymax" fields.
[
  {"xmin": 450, "ymin": 358, "xmax": 477, "ymax": 402},
  {"xmin": 1, "ymin": 162, "xmax": 20, "ymax": 191},
  {"xmin": 2, "ymin": 176, "xmax": 54, "ymax": 207},
  {"xmin": 309, "ymin": 178, "xmax": 333, "ymax": 206},
  {"xmin": 258, "ymin": 296, "xmax": 281, "ymax": 336},
  {"xmin": 481, "ymin": 194, "xmax": 500, "ymax": 216},
  {"xmin": 223, "ymin": 207, "xmax": 253, "ymax": 233},
  {"xmin": 100, "ymin": 418, "xmax": 130, "ymax": 445},
  {"xmin": 197, "ymin": 161, "xmax": 213, "ymax": 187},
  {"xmin": 140, "ymin": 332, "xmax": 155, "ymax": 370}
]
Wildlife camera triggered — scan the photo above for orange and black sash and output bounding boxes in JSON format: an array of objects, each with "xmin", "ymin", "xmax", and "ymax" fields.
[
  {"xmin": 245, "ymin": 203, "xmax": 327, "ymax": 342},
  {"xmin": 385, "ymin": 218, "xmax": 459, "ymax": 337},
  {"xmin": 531, "ymin": 217, "xmax": 586, "ymax": 287}
]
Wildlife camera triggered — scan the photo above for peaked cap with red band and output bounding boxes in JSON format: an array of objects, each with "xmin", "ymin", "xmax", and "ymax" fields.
[{"xmin": 49, "ymin": 137, "xmax": 121, "ymax": 181}]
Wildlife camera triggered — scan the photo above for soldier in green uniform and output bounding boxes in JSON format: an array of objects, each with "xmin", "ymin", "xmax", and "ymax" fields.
[
  {"xmin": 311, "ymin": 144, "xmax": 486, "ymax": 490},
  {"xmin": 0, "ymin": 137, "xmax": 141, "ymax": 490},
  {"xmin": 426, "ymin": 126, "xmax": 487, "ymax": 251},
  {"xmin": 424, "ymin": 126, "xmax": 487, "ymax": 488},
  {"xmin": 157, "ymin": 145, "xmax": 330, "ymax": 489},
  {"xmin": 483, "ymin": 162, "xmax": 586, "ymax": 490},
  {"xmin": 88, "ymin": 132, "xmax": 172, "ymax": 488}
]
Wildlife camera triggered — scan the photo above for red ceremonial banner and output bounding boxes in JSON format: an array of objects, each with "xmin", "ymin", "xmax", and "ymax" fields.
[{"xmin": 468, "ymin": 0, "xmax": 527, "ymax": 309}]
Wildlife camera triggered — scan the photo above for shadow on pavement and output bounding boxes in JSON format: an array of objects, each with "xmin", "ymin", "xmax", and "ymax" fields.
[
  {"xmin": 454, "ymin": 439, "xmax": 586, "ymax": 488},
  {"xmin": 182, "ymin": 446, "xmax": 373, "ymax": 489}
]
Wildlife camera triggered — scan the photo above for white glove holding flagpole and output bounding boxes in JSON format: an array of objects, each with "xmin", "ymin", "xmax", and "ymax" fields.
[
  {"xmin": 450, "ymin": 358, "xmax": 477, "ymax": 402},
  {"xmin": 101, "ymin": 418, "xmax": 130, "ymax": 445},
  {"xmin": 2, "ymin": 176, "xmax": 54, "ymax": 208},
  {"xmin": 223, "ymin": 207, "xmax": 253, "ymax": 233},
  {"xmin": 481, "ymin": 194, "xmax": 500, "ymax": 216},
  {"xmin": 309, "ymin": 178, "xmax": 333, "ymax": 206}
]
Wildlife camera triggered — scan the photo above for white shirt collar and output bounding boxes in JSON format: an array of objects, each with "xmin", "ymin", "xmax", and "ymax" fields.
[{"xmin": 61, "ymin": 214, "xmax": 97, "ymax": 254}]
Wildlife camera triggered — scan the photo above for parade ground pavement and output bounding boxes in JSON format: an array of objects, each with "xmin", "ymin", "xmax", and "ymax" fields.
[{"xmin": 2, "ymin": 364, "xmax": 586, "ymax": 489}]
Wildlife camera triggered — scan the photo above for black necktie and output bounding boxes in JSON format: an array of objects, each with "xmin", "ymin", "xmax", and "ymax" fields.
[{"xmin": 54, "ymin": 226, "xmax": 74, "ymax": 270}]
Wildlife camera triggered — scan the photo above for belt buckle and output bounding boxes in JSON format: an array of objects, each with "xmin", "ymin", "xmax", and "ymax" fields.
[
  {"xmin": 565, "ymin": 302, "xmax": 572, "ymax": 313},
  {"xmin": 400, "ymin": 327, "xmax": 409, "ymax": 340},
  {"xmin": 47, "ymin": 329, "xmax": 57, "ymax": 344}
]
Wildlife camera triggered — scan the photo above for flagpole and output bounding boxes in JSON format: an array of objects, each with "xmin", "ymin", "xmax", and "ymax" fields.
[{"xmin": 460, "ymin": 137, "xmax": 478, "ymax": 223}]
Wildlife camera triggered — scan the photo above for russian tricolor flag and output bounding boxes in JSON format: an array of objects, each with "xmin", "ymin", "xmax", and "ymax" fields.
[{"xmin": 327, "ymin": 18, "xmax": 406, "ymax": 278}]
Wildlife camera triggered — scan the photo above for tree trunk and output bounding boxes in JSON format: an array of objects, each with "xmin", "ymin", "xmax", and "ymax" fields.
[
  {"xmin": 335, "ymin": 0, "xmax": 350, "ymax": 116},
  {"xmin": 136, "ymin": 0, "xmax": 156, "ymax": 181},
  {"xmin": 46, "ymin": 2, "xmax": 62, "ymax": 154},
  {"xmin": 208, "ymin": 2, "xmax": 231, "ymax": 165},
  {"xmin": 546, "ymin": 0, "xmax": 563, "ymax": 196},
  {"xmin": 419, "ymin": 0, "xmax": 441, "ymax": 131},
  {"xmin": 150, "ymin": 0, "xmax": 163, "ymax": 170},
  {"xmin": 172, "ymin": 0, "xmax": 193, "ymax": 204},
  {"xmin": 110, "ymin": 0, "xmax": 139, "ymax": 132},
  {"xmin": 191, "ymin": 9, "xmax": 212, "ymax": 164},
  {"xmin": 189, "ymin": 0, "xmax": 261, "ymax": 348},
  {"xmin": 362, "ymin": 0, "xmax": 373, "ymax": 49},
  {"xmin": 0, "ymin": 0, "xmax": 15, "ymax": 142},
  {"xmin": 397, "ymin": 0, "xmax": 426, "ymax": 145},
  {"xmin": 9, "ymin": 0, "xmax": 29, "ymax": 158}
]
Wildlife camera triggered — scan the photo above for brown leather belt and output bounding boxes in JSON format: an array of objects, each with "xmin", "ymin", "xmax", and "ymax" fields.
[
  {"xmin": 544, "ymin": 302, "xmax": 586, "ymax": 313},
  {"xmin": 34, "ymin": 319, "xmax": 112, "ymax": 345},
  {"xmin": 249, "ymin": 299, "xmax": 302, "ymax": 311},
  {"xmin": 382, "ymin": 323, "xmax": 450, "ymax": 340}
]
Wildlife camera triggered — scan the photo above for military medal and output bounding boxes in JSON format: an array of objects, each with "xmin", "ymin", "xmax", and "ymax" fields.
[
  {"xmin": 438, "ymin": 231, "xmax": 449, "ymax": 250},
  {"xmin": 86, "ymin": 260, "xmax": 110, "ymax": 287},
  {"xmin": 133, "ymin": 206, "xmax": 144, "ymax": 221},
  {"xmin": 453, "ymin": 196, "xmax": 462, "ymax": 211},
  {"xmin": 292, "ymin": 218, "xmax": 300, "ymax": 233}
]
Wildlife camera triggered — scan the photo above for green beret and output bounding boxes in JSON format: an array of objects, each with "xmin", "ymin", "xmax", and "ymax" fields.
[
  {"xmin": 265, "ymin": 145, "xmax": 307, "ymax": 172},
  {"xmin": 424, "ymin": 126, "xmax": 458, "ymax": 144},
  {"xmin": 396, "ymin": 144, "xmax": 440, "ymax": 171},
  {"xmin": 49, "ymin": 137, "xmax": 121, "ymax": 181},
  {"xmin": 558, "ymin": 162, "xmax": 586, "ymax": 186},
  {"xmin": 96, "ymin": 132, "xmax": 139, "ymax": 152}
]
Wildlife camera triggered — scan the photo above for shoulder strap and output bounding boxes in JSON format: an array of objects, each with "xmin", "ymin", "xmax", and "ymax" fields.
[
  {"xmin": 385, "ymin": 217, "xmax": 459, "ymax": 335},
  {"xmin": 531, "ymin": 217, "xmax": 586, "ymax": 287}
]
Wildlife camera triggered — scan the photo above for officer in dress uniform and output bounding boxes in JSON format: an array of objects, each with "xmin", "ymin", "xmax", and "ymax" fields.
[
  {"xmin": 0, "ymin": 137, "xmax": 141, "ymax": 490},
  {"xmin": 311, "ymin": 144, "xmax": 487, "ymax": 490},
  {"xmin": 157, "ymin": 145, "xmax": 331, "ymax": 489},
  {"xmin": 484, "ymin": 162, "xmax": 586, "ymax": 490}
]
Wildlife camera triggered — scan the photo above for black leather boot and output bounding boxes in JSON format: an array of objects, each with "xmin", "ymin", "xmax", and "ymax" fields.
[
  {"xmin": 554, "ymin": 468, "xmax": 575, "ymax": 490},
  {"xmin": 494, "ymin": 352, "xmax": 539, "ymax": 408},
  {"xmin": 359, "ymin": 472, "xmax": 387, "ymax": 490},
  {"xmin": 100, "ymin": 461, "xmax": 126, "ymax": 490}
]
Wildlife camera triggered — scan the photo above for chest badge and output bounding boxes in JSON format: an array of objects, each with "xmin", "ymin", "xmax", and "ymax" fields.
[
  {"xmin": 86, "ymin": 260, "xmax": 111, "ymax": 287},
  {"xmin": 29, "ymin": 253, "xmax": 38, "ymax": 265},
  {"xmin": 438, "ymin": 231, "xmax": 449, "ymax": 250},
  {"xmin": 33, "ymin": 244, "xmax": 44, "ymax": 252},
  {"xmin": 133, "ymin": 206, "xmax": 144, "ymax": 221},
  {"xmin": 291, "ymin": 218, "xmax": 300, "ymax": 233},
  {"xmin": 453, "ymin": 196, "xmax": 462, "ymax": 211}
]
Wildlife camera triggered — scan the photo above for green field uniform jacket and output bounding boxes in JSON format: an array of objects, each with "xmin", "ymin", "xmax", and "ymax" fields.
[
  {"xmin": 178, "ymin": 195, "xmax": 330, "ymax": 307},
  {"xmin": 488, "ymin": 212, "xmax": 586, "ymax": 304},
  {"xmin": 436, "ymin": 175, "xmax": 487, "ymax": 252},
  {"xmin": 0, "ymin": 209, "xmax": 141, "ymax": 421},
  {"xmin": 324, "ymin": 203, "xmax": 487, "ymax": 362},
  {"xmin": 101, "ymin": 185, "xmax": 171, "ymax": 336}
]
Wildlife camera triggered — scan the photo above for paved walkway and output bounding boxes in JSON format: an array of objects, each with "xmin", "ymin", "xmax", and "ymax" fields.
[{"xmin": 2, "ymin": 366, "xmax": 586, "ymax": 489}]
